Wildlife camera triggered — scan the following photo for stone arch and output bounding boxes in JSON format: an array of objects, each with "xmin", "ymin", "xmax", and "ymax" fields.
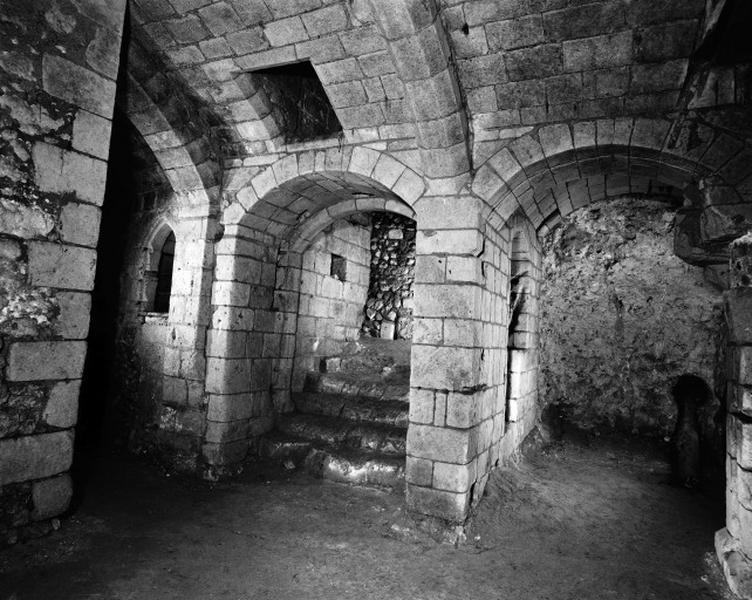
[
  {"xmin": 471, "ymin": 117, "xmax": 750, "ymax": 237},
  {"xmin": 140, "ymin": 219, "xmax": 178, "ymax": 314},
  {"xmin": 121, "ymin": 79, "xmax": 218, "ymax": 210},
  {"xmin": 142, "ymin": 218, "xmax": 179, "ymax": 271},
  {"xmin": 120, "ymin": 28, "xmax": 224, "ymax": 212},
  {"xmin": 224, "ymin": 146, "xmax": 426, "ymax": 231},
  {"xmin": 204, "ymin": 148, "xmax": 424, "ymax": 476},
  {"xmin": 288, "ymin": 196, "xmax": 416, "ymax": 254},
  {"xmin": 128, "ymin": 8, "xmax": 281, "ymax": 153}
]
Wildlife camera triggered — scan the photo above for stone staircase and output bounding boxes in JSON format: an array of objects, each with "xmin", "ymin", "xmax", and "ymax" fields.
[{"xmin": 260, "ymin": 338, "xmax": 411, "ymax": 489}]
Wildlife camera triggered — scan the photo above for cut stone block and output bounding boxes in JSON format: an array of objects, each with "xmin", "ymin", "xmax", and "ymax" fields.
[
  {"xmin": 0, "ymin": 431, "xmax": 74, "ymax": 486},
  {"xmin": 31, "ymin": 474, "xmax": 73, "ymax": 520},
  {"xmin": 8, "ymin": 341, "xmax": 87, "ymax": 382}
]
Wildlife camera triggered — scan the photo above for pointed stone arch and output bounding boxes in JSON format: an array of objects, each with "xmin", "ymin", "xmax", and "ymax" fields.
[
  {"xmin": 120, "ymin": 26, "xmax": 224, "ymax": 213},
  {"xmin": 137, "ymin": 218, "xmax": 179, "ymax": 314}
]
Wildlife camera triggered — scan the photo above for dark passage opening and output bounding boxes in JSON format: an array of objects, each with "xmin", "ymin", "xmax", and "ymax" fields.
[
  {"xmin": 671, "ymin": 374, "xmax": 724, "ymax": 494},
  {"xmin": 76, "ymin": 106, "xmax": 136, "ymax": 466}
]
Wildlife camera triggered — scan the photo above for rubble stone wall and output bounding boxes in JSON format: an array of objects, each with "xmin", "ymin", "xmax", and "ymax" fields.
[{"xmin": 362, "ymin": 212, "xmax": 416, "ymax": 340}]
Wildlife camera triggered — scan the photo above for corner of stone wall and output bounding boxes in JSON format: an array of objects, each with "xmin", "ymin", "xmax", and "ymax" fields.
[
  {"xmin": 405, "ymin": 194, "xmax": 511, "ymax": 524},
  {"xmin": 0, "ymin": 0, "xmax": 126, "ymax": 542},
  {"xmin": 718, "ymin": 239, "xmax": 752, "ymax": 598}
]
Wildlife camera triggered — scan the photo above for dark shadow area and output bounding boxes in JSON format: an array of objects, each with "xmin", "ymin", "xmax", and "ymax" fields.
[
  {"xmin": 672, "ymin": 374, "xmax": 726, "ymax": 498},
  {"xmin": 73, "ymin": 19, "xmax": 139, "ymax": 506},
  {"xmin": 0, "ymin": 440, "xmax": 731, "ymax": 600}
]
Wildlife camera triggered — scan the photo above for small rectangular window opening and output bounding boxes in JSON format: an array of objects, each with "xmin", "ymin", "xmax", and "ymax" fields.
[{"xmin": 330, "ymin": 254, "xmax": 346, "ymax": 281}]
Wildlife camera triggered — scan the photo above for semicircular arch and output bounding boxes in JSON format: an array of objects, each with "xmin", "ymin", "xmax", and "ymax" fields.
[
  {"xmin": 226, "ymin": 147, "xmax": 426, "ymax": 239},
  {"xmin": 472, "ymin": 117, "xmax": 749, "ymax": 235}
]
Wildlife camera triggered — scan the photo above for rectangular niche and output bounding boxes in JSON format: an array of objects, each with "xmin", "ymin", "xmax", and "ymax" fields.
[
  {"xmin": 249, "ymin": 60, "xmax": 343, "ymax": 143},
  {"xmin": 330, "ymin": 253, "xmax": 347, "ymax": 281}
]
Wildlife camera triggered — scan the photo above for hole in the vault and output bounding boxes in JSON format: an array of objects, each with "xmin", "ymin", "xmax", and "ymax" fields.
[{"xmin": 249, "ymin": 60, "xmax": 343, "ymax": 143}]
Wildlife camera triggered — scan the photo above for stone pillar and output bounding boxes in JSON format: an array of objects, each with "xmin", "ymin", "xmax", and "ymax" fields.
[
  {"xmin": 203, "ymin": 224, "xmax": 280, "ymax": 477},
  {"xmin": 407, "ymin": 194, "xmax": 506, "ymax": 523},
  {"xmin": 0, "ymin": 0, "xmax": 127, "ymax": 541},
  {"xmin": 717, "ymin": 236, "xmax": 752, "ymax": 598}
]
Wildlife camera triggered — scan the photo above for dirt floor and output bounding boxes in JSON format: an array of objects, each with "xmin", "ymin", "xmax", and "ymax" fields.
[{"xmin": 0, "ymin": 438, "xmax": 733, "ymax": 600}]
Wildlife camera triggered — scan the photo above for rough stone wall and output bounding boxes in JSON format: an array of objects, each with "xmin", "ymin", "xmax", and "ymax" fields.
[
  {"xmin": 539, "ymin": 197, "xmax": 723, "ymax": 437},
  {"xmin": 293, "ymin": 217, "xmax": 371, "ymax": 389},
  {"xmin": 0, "ymin": 0, "xmax": 126, "ymax": 541},
  {"xmin": 362, "ymin": 212, "xmax": 416, "ymax": 340}
]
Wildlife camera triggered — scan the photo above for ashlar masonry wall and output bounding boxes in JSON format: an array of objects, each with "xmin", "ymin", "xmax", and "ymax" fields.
[
  {"xmin": 718, "ymin": 238, "xmax": 752, "ymax": 599},
  {"xmin": 502, "ymin": 215, "xmax": 542, "ymax": 458},
  {"xmin": 292, "ymin": 216, "xmax": 371, "ymax": 390},
  {"xmin": 0, "ymin": 0, "xmax": 126, "ymax": 541},
  {"xmin": 406, "ymin": 194, "xmax": 541, "ymax": 523},
  {"xmin": 110, "ymin": 189, "xmax": 215, "ymax": 470}
]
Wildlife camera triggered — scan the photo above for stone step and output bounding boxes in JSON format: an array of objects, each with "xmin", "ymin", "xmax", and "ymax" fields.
[
  {"xmin": 304, "ymin": 372, "xmax": 410, "ymax": 402},
  {"xmin": 308, "ymin": 447, "xmax": 405, "ymax": 489},
  {"xmin": 260, "ymin": 432, "xmax": 312, "ymax": 462},
  {"xmin": 292, "ymin": 392, "xmax": 409, "ymax": 428},
  {"xmin": 276, "ymin": 413, "xmax": 406, "ymax": 456},
  {"xmin": 259, "ymin": 432, "xmax": 405, "ymax": 489}
]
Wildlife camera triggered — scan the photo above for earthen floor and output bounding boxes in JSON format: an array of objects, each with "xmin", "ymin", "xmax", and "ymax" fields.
[{"xmin": 0, "ymin": 439, "xmax": 732, "ymax": 600}]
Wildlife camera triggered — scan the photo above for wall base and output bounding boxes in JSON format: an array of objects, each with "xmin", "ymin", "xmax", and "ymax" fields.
[{"xmin": 717, "ymin": 527, "xmax": 752, "ymax": 599}]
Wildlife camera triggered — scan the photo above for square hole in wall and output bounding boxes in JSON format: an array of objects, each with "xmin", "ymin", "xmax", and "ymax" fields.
[
  {"xmin": 249, "ymin": 61, "xmax": 343, "ymax": 143},
  {"xmin": 330, "ymin": 254, "xmax": 346, "ymax": 281}
]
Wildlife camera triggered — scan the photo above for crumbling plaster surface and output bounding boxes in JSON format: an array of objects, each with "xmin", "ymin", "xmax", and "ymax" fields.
[{"xmin": 539, "ymin": 197, "xmax": 724, "ymax": 437}]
